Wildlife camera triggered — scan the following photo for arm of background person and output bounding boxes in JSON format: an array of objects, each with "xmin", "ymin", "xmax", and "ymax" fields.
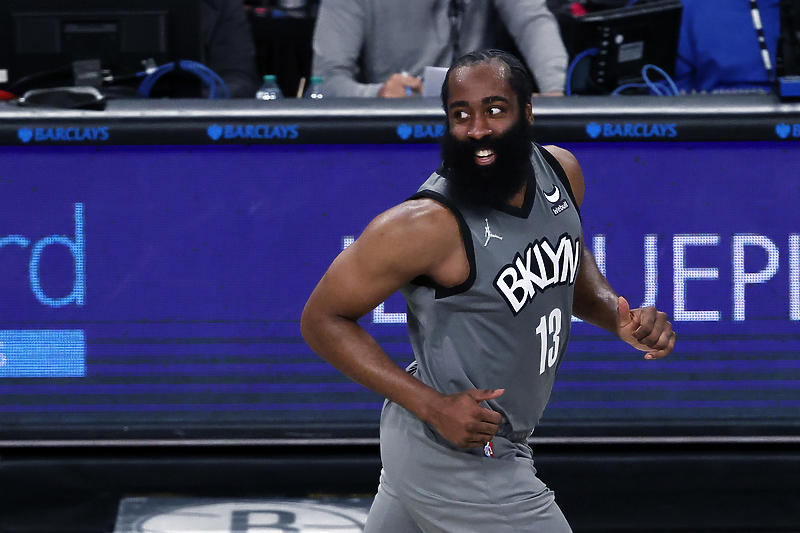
[
  {"xmin": 301, "ymin": 199, "xmax": 504, "ymax": 448},
  {"xmin": 201, "ymin": 0, "xmax": 261, "ymax": 98},
  {"xmin": 494, "ymin": 0, "xmax": 568, "ymax": 94},
  {"xmin": 311, "ymin": 0, "xmax": 385, "ymax": 97},
  {"xmin": 545, "ymin": 145, "xmax": 676, "ymax": 359}
]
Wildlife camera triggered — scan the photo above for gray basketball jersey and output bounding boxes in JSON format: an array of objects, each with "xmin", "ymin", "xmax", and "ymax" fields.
[{"xmin": 401, "ymin": 144, "xmax": 583, "ymax": 441}]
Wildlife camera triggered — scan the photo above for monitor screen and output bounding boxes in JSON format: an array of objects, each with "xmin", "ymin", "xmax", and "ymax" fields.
[
  {"xmin": 0, "ymin": 140, "xmax": 798, "ymax": 442},
  {"xmin": 0, "ymin": 0, "xmax": 202, "ymax": 97},
  {"xmin": 556, "ymin": 0, "xmax": 683, "ymax": 95}
]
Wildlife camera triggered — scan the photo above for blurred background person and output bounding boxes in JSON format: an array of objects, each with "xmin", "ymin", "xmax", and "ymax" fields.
[
  {"xmin": 311, "ymin": 0, "xmax": 568, "ymax": 97},
  {"xmin": 202, "ymin": 0, "xmax": 261, "ymax": 97}
]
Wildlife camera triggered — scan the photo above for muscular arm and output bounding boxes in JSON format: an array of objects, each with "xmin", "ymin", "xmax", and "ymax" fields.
[
  {"xmin": 301, "ymin": 199, "xmax": 504, "ymax": 447},
  {"xmin": 494, "ymin": 0, "xmax": 568, "ymax": 94},
  {"xmin": 543, "ymin": 145, "xmax": 615, "ymax": 328},
  {"xmin": 545, "ymin": 145, "xmax": 676, "ymax": 359}
]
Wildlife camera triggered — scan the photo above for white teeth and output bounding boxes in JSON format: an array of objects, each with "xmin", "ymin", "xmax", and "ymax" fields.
[{"xmin": 476, "ymin": 149, "xmax": 493, "ymax": 157}]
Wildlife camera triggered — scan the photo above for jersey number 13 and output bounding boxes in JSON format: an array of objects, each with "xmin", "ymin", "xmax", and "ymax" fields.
[{"xmin": 536, "ymin": 308, "xmax": 562, "ymax": 375}]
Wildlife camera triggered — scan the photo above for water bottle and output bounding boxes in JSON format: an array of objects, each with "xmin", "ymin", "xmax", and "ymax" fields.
[
  {"xmin": 304, "ymin": 76, "xmax": 324, "ymax": 99},
  {"xmin": 256, "ymin": 75, "xmax": 283, "ymax": 100}
]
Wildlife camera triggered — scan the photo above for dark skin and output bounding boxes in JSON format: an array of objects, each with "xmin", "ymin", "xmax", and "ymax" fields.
[{"xmin": 301, "ymin": 59, "xmax": 676, "ymax": 450}]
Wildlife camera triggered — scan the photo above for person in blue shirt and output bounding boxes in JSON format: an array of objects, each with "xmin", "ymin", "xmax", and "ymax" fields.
[{"xmin": 675, "ymin": 0, "xmax": 780, "ymax": 93}]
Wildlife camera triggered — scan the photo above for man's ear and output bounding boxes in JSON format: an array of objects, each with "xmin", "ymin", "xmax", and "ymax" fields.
[{"xmin": 525, "ymin": 102, "xmax": 533, "ymax": 124}]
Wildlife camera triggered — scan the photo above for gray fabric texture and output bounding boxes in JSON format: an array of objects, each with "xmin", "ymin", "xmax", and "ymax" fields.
[{"xmin": 364, "ymin": 400, "xmax": 573, "ymax": 532}]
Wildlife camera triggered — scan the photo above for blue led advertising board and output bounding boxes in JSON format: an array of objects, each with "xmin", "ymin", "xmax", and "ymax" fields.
[{"xmin": 0, "ymin": 141, "xmax": 797, "ymax": 439}]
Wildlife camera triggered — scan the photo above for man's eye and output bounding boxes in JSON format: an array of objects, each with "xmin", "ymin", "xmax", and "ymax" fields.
[
  {"xmin": 489, "ymin": 107, "xmax": 503, "ymax": 115},
  {"xmin": 455, "ymin": 111, "xmax": 469, "ymax": 120}
]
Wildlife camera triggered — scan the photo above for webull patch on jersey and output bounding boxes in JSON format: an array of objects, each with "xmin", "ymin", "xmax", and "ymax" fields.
[
  {"xmin": 551, "ymin": 199, "xmax": 570, "ymax": 216},
  {"xmin": 493, "ymin": 234, "xmax": 581, "ymax": 315}
]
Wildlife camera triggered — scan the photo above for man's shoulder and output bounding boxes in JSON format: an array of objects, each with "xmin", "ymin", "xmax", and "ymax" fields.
[
  {"xmin": 380, "ymin": 196, "xmax": 458, "ymax": 233},
  {"xmin": 541, "ymin": 144, "xmax": 585, "ymax": 206},
  {"xmin": 541, "ymin": 144, "xmax": 577, "ymax": 167},
  {"xmin": 362, "ymin": 196, "xmax": 461, "ymax": 259},
  {"xmin": 357, "ymin": 196, "xmax": 464, "ymax": 283}
]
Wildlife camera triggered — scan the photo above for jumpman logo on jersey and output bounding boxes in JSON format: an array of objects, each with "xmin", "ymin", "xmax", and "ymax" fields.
[{"xmin": 484, "ymin": 218, "xmax": 503, "ymax": 247}]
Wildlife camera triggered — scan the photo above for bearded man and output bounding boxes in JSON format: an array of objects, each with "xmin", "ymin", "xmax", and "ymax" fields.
[{"xmin": 301, "ymin": 49, "xmax": 676, "ymax": 533}]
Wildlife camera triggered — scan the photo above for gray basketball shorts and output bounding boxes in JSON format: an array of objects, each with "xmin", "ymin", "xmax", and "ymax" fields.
[{"xmin": 363, "ymin": 400, "xmax": 572, "ymax": 533}]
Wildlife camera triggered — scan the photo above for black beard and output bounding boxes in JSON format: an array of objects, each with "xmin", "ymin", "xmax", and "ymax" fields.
[{"xmin": 440, "ymin": 115, "xmax": 534, "ymax": 207}]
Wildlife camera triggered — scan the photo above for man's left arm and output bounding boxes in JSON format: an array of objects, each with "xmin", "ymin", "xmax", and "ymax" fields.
[{"xmin": 545, "ymin": 145, "xmax": 676, "ymax": 359}]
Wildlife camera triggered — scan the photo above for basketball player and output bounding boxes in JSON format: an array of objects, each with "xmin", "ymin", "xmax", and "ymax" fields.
[{"xmin": 301, "ymin": 49, "xmax": 676, "ymax": 533}]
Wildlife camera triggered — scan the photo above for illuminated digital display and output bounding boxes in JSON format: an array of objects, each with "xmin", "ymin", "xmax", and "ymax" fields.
[{"xmin": 0, "ymin": 142, "xmax": 797, "ymax": 438}]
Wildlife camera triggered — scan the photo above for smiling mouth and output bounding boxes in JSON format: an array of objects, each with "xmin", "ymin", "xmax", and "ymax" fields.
[{"xmin": 475, "ymin": 148, "xmax": 496, "ymax": 165}]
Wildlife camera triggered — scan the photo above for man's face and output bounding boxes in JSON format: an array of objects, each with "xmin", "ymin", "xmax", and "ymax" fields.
[{"xmin": 440, "ymin": 60, "xmax": 534, "ymax": 206}]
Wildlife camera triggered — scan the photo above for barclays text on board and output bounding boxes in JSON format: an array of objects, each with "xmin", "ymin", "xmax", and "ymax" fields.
[
  {"xmin": 579, "ymin": 122, "xmax": 800, "ymax": 140},
  {"xmin": 17, "ymin": 127, "xmax": 109, "ymax": 143},
  {"xmin": 206, "ymin": 124, "xmax": 299, "ymax": 141},
  {"xmin": 586, "ymin": 122, "xmax": 678, "ymax": 139},
  {"xmin": 775, "ymin": 123, "xmax": 800, "ymax": 138},
  {"xmin": 11, "ymin": 121, "xmax": 800, "ymax": 145},
  {"xmin": 396, "ymin": 123, "xmax": 445, "ymax": 140}
]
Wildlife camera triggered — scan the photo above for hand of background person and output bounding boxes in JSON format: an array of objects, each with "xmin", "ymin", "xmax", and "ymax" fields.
[
  {"xmin": 378, "ymin": 73, "xmax": 423, "ymax": 98},
  {"xmin": 616, "ymin": 296, "xmax": 676, "ymax": 360},
  {"xmin": 426, "ymin": 388, "xmax": 504, "ymax": 448}
]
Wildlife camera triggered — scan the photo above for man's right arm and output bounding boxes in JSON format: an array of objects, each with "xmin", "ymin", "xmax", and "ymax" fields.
[{"xmin": 300, "ymin": 199, "xmax": 504, "ymax": 448}]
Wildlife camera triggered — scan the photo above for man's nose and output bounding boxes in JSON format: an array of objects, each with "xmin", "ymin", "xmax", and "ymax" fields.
[{"xmin": 467, "ymin": 115, "xmax": 492, "ymax": 139}]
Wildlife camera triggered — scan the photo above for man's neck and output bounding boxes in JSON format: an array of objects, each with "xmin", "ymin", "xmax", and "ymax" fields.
[
  {"xmin": 508, "ymin": 181, "xmax": 527, "ymax": 208},
  {"xmin": 506, "ymin": 161, "xmax": 534, "ymax": 208}
]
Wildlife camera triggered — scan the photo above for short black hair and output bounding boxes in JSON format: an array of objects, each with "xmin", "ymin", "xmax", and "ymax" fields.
[{"xmin": 440, "ymin": 49, "xmax": 534, "ymax": 111}]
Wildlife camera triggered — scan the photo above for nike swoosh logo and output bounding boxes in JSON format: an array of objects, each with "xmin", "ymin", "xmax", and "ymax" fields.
[{"xmin": 544, "ymin": 185, "xmax": 561, "ymax": 203}]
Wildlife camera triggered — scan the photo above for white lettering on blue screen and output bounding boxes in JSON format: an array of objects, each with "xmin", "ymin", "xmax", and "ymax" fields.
[
  {"xmin": 673, "ymin": 234, "xmax": 721, "ymax": 321},
  {"xmin": 344, "ymin": 232, "xmax": 800, "ymax": 324},
  {"xmin": 791, "ymin": 234, "xmax": 799, "ymax": 321},
  {"xmin": 732, "ymin": 234, "xmax": 779, "ymax": 321},
  {"xmin": 0, "ymin": 203, "xmax": 85, "ymax": 308},
  {"xmin": 643, "ymin": 234, "xmax": 658, "ymax": 308}
]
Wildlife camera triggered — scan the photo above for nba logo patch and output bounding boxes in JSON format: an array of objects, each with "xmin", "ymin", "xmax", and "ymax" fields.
[{"xmin": 484, "ymin": 441, "xmax": 494, "ymax": 458}]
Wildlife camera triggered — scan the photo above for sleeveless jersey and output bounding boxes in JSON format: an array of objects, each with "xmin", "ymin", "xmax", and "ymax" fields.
[{"xmin": 401, "ymin": 144, "xmax": 583, "ymax": 441}]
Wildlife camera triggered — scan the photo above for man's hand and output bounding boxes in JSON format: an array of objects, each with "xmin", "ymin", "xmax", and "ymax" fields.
[
  {"xmin": 378, "ymin": 73, "xmax": 423, "ymax": 98},
  {"xmin": 426, "ymin": 388, "xmax": 504, "ymax": 449},
  {"xmin": 617, "ymin": 296, "xmax": 676, "ymax": 360}
]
